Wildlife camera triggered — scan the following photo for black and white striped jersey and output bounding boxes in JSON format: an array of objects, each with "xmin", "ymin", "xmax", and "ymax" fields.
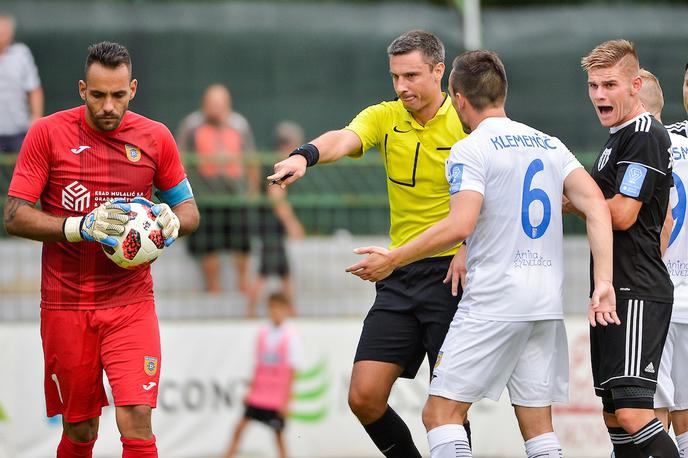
[
  {"xmin": 666, "ymin": 120, "xmax": 688, "ymax": 138},
  {"xmin": 589, "ymin": 112, "xmax": 673, "ymax": 302}
]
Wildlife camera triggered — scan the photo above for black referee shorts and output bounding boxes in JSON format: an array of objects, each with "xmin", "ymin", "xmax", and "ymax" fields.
[
  {"xmin": 591, "ymin": 298, "xmax": 672, "ymax": 398},
  {"xmin": 354, "ymin": 256, "xmax": 460, "ymax": 379}
]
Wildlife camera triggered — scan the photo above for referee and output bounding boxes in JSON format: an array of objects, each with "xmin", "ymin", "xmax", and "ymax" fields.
[
  {"xmin": 580, "ymin": 40, "xmax": 678, "ymax": 457},
  {"xmin": 269, "ymin": 30, "xmax": 467, "ymax": 457}
]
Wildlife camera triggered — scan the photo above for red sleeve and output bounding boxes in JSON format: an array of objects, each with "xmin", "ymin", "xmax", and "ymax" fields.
[
  {"xmin": 8, "ymin": 119, "xmax": 51, "ymax": 203},
  {"xmin": 153, "ymin": 124, "xmax": 187, "ymax": 191}
]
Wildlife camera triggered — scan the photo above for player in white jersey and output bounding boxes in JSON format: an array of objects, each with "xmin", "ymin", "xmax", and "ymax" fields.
[
  {"xmin": 638, "ymin": 68, "xmax": 688, "ymax": 456},
  {"xmin": 347, "ymin": 50, "xmax": 616, "ymax": 458},
  {"xmin": 665, "ymin": 62, "xmax": 688, "ymax": 138}
]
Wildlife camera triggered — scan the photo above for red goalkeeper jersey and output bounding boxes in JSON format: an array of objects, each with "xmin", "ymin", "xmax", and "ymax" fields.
[{"xmin": 8, "ymin": 106, "xmax": 187, "ymax": 310}]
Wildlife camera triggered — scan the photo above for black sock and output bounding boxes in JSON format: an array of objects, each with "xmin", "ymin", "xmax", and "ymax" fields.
[
  {"xmin": 362, "ymin": 406, "xmax": 421, "ymax": 458},
  {"xmin": 631, "ymin": 418, "xmax": 679, "ymax": 457},
  {"xmin": 608, "ymin": 426, "xmax": 644, "ymax": 457}
]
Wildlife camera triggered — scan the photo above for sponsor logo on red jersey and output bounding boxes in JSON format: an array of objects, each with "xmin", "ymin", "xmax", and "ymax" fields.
[
  {"xmin": 70, "ymin": 145, "xmax": 91, "ymax": 155},
  {"xmin": 62, "ymin": 181, "xmax": 91, "ymax": 212}
]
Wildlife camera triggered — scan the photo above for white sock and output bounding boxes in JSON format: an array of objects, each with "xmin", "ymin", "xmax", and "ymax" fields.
[
  {"xmin": 427, "ymin": 424, "xmax": 471, "ymax": 458},
  {"xmin": 524, "ymin": 432, "xmax": 563, "ymax": 458},
  {"xmin": 677, "ymin": 431, "xmax": 688, "ymax": 457}
]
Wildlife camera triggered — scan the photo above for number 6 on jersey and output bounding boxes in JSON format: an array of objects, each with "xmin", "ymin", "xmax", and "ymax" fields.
[{"xmin": 521, "ymin": 159, "xmax": 551, "ymax": 239}]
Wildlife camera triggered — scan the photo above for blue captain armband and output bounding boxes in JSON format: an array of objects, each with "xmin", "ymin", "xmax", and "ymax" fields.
[{"xmin": 155, "ymin": 178, "xmax": 194, "ymax": 207}]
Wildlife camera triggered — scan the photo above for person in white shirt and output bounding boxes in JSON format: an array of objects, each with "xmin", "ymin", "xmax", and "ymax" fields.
[
  {"xmin": 0, "ymin": 12, "xmax": 43, "ymax": 153},
  {"xmin": 346, "ymin": 49, "xmax": 616, "ymax": 458},
  {"xmin": 639, "ymin": 68, "xmax": 688, "ymax": 457}
]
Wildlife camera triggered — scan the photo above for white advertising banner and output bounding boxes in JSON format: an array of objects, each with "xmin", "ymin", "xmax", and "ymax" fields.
[{"xmin": 0, "ymin": 317, "xmax": 611, "ymax": 457}]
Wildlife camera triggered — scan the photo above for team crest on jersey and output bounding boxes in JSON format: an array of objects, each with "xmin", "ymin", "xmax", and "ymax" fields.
[
  {"xmin": 125, "ymin": 144, "xmax": 142, "ymax": 163},
  {"xmin": 144, "ymin": 356, "xmax": 158, "ymax": 376},
  {"xmin": 598, "ymin": 147, "xmax": 612, "ymax": 171}
]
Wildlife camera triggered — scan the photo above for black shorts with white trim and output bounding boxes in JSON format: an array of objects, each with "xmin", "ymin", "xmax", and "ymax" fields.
[{"xmin": 591, "ymin": 298, "xmax": 672, "ymax": 400}]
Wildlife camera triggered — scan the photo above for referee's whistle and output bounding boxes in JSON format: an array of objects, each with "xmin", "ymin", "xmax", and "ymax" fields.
[{"xmin": 269, "ymin": 172, "xmax": 294, "ymax": 185}]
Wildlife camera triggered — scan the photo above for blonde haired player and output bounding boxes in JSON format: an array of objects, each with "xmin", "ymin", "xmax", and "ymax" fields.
[{"xmin": 581, "ymin": 40, "xmax": 678, "ymax": 457}]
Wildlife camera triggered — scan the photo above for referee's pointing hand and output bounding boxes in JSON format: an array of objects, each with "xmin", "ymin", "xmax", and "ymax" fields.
[{"xmin": 268, "ymin": 155, "xmax": 307, "ymax": 188}]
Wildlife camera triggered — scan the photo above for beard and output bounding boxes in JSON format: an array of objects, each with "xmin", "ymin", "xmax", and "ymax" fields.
[{"xmin": 86, "ymin": 104, "xmax": 125, "ymax": 132}]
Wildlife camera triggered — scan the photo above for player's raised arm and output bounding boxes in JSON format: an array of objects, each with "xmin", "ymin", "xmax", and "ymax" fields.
[
  {"xmin": 563, "ymin": 168, "xmax": 618, "ymax": 325},
  {"xmin": 268, "ymin": 129, "xmax": 362, "ymax": 187}
]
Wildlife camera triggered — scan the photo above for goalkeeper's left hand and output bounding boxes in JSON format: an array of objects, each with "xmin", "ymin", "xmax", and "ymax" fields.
[{"xmin": 132, "ymin": 196, "xmax": 180, "ymax": 247}]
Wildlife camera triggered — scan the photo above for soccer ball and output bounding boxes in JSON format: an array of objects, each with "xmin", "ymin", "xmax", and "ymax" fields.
[{"xmin": 102, "ymin": 202, "xmax": 165, "ymax": 269}]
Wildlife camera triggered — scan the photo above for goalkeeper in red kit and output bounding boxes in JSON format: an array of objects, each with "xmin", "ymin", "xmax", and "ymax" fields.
[{"xmin": 3, "ymin": 42, "xmax": 199, "ymax": 457}]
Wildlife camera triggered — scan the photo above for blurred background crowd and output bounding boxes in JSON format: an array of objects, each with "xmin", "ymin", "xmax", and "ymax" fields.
[{"xmin": 0, "ymin": 0, "xmax": 686, "ymax": 319}]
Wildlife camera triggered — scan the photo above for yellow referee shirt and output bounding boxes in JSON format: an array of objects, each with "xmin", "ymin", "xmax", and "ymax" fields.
[{"xmin": 346, "ymin": 94, "xmax": 467, "ymax": 257}]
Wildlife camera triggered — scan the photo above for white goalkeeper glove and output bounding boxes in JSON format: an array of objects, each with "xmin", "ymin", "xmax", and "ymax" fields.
[
  {"xmin": 132, "ymin": 196, "xmax": 180, "ymax": 247},
  {"xmin": 63, "ymin": 199, "xmax": 131, "ymax": 247}
]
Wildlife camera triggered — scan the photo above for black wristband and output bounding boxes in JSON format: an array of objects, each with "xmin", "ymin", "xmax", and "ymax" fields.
[{"xmin": 289, "ymin": 143, "xmax": 320, "ymax": 167}]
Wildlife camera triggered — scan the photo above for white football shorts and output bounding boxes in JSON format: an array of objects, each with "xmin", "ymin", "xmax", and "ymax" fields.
[
  {"xmin": 655, "ymin": 322, "xmax": 688, "ymax": 411},
  {"xmin": 429, "ymin": 317, "xmax": 569, "ymax": 407}
]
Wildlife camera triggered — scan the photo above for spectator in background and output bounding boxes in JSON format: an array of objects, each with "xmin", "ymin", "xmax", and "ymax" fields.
[
  {"xmin": 223, "ymin": 292, "xmax": 302, "ymax": 458},
  {"xmin": 247, "ymin": 121, "xmax": 306, "ymax": 317},
  {"xmin": 0, "ymin": 12, "xmax": 43, "ymax": 153},
  {"xmin": 177, "ymin": 84, "xmax": 259, "ymax": 295}
]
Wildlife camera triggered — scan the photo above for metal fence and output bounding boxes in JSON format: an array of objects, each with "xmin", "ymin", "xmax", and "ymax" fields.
[{"xmin": 0, "ymin": 151, "xmax": 598, "ymax": 321}]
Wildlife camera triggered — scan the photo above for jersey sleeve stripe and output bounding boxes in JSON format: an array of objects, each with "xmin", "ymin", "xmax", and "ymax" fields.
[
  {"xmin": 634, "ymin": 116, "xmax": 651, "ymax": 133},
  {"xmin": 666, "ymin": 121, "xmax": 688, "ymax": 137},
  {"xmin": 616, "ymin": 160, "xmax": 666, "ymax": 176}
]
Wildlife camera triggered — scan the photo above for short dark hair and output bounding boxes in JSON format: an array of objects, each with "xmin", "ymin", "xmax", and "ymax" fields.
[
  {"xmin": 267, "ymin": 292, "xmax": 291, "ymax": 307},
  {"xmin": 449, "ymin": 50, "xmax": 507, "ymax": 111},
  {"xmin": 387, "ymin": 30, "xmax": 445, "ymax": 67},
  {"xmin": 85, "ymin": 41, "xmax": 131, "ymax": 76}
]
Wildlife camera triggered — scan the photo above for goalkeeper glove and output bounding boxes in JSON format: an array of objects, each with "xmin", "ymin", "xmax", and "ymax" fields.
[
  {"xmin": 131, "ymin": 196, "xmax": 180, "ymax": 247},
  {"xmin": 63, "ymin": 199, "xmax": 131, "ymax": 247}
]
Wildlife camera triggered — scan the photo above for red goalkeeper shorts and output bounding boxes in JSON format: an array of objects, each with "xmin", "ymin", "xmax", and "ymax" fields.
[{"xmin": 40, "ymin": 300, "xmax": 161, "ymax": 422}]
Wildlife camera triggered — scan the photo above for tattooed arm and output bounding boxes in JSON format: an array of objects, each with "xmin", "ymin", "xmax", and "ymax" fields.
[{"xmin": 3, "ymin": 197, "xmax": 68, "ymax": 242}]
